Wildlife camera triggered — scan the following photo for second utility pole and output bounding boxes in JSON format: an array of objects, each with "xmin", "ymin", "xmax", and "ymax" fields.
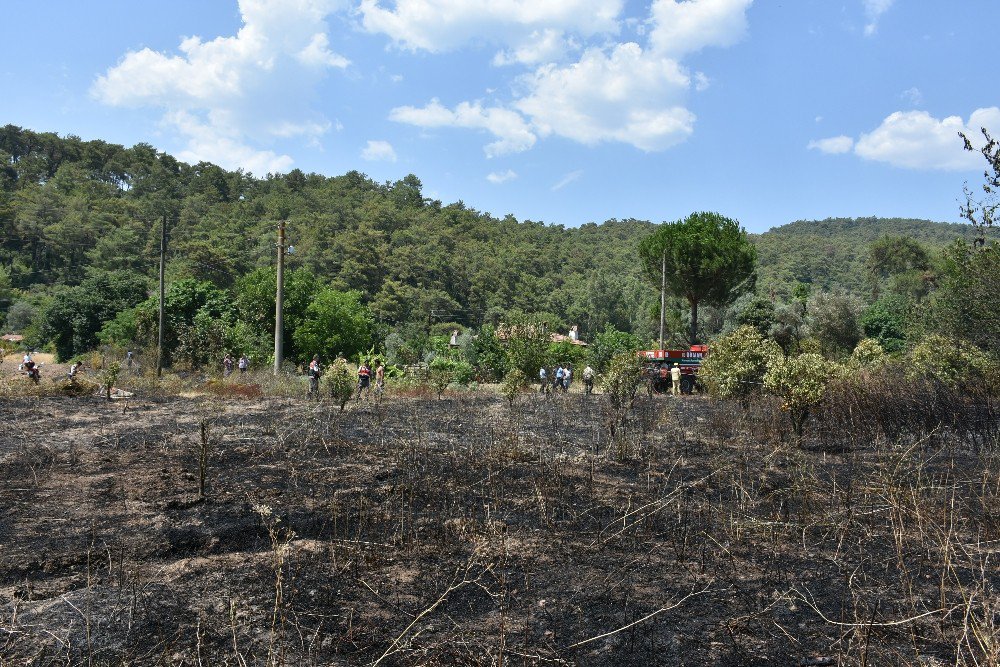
[
  {"xmin": 157, "ymin": 213, "xmax": 167, "ymax": 377},
  {"xmin": 658, "ymin": 251, "xmax": 666, "ymax": 350},
  {"xmin": 273, "ymin": 220, "xmax": 285, "ymax": 375}
]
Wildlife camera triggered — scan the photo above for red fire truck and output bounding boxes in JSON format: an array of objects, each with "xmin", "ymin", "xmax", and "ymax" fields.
[{"xmin": 638, "ymin": 344, "xmax": 708, "ymax": 394}]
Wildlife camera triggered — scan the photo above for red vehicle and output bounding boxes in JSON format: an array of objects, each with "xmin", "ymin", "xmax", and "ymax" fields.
[{"xmin": 638, "ymin": 345, "xmax": 708, "ymax": 394}]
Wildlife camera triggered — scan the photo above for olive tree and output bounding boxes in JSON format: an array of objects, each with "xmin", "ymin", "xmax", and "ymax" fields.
[
  {"xmin": 699, "ymin": 325, "xmax": 782, "ymax": 401},
  {"xmin": 764, "ymin": 353, "xmax": 839, "ymax": 438}
]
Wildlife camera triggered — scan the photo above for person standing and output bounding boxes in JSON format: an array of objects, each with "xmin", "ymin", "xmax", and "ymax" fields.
[
  {"xmin": 670, "ymin": 363, "xmax": 682, "ymax": 396},
  {"xmin": 238, "ymin": 354, "xmax": 249, "ymax": 374},
  {"xmin": 356, "ymin": 360, "xmax": 372, "ymax": 398},
  {"xmin": 539, "ymin": 366, "xmax": 548, "ymax": 393},
  {"xmin": 374, "ymin": 361, "xmax": 385, "ymax": 395},
  {"xmin": 223, "ymin": 353, "xmax": 234, "ymax": 377},
  {"xmin": 582, "ymin": 365, "xmax": 595, "ymax": 395},
  {"xmin": 563, "ymin": 365, "xmax": 572, "ymax": 392},
  {"xmin": 308, "ymin": 355, "xmax": 322, "ymax": 398}
]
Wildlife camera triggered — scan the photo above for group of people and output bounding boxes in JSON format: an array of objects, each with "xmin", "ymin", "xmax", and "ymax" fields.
[
  {"xmin": 19, "ymin": 351, "xmax": 40, "ymax": 383},
  {"xmin": 539, "ymin": 364, "xmax": 596, "ymax": 394},
  {"xmin": 16, "ymin": 351, "xmax": 84, "ymax": 384},
  {"xmin": 222, "ymin": 353, "xmax": 251, "ymax": 377},
  {"xmin": 356, "ymin": 359, "xmax": 386, "ymax": 397},
  {"xmin": 307, "ymin": 355, "xmax": 385, "ymax": 399}
]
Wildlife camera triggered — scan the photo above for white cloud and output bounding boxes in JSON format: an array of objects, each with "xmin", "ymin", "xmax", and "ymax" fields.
[
  {"xmin": 492, "ymin": 29, "xmax": 575, "ymax": 66},
  {"xmin": 361, "ymin": 140, "xmax": 397, "ymax": 162},
  {"xmin": 92, "ymin": 0, "xmax": 349, "ymax": 174},
  {"xmin": 390, "ymin": 99, "xmax": 537, "ymax": 157},
  {"xmin": 297, "ymin": 32, "xmax": 351, "ymax": 68},
  {"xmin": 384, "ymin": 0, "xmax": 752, "ymax": 155},
  {"xmin": 167, "ymin": 109, "xmax": 294, "ymax": 174},
  {"xmin": 358, "ymin": 0, "xmax": 622, "ymax": 53},
  {"xmin": 648, "ymin": 0, "xmax": 753, "ymax": 56},
  {"xmin": 552, "ymin": 170, "xmax": 583, "ymax": 191},
  {"xmin": 901, "ymin": 87, "xmax": 923, "ymax": 107},
  {"xmin": 807, "ymin": 135, "xmax": 854, "ymax": 154},
  {"xmin": 515, "ymin": 43, "xmax": 695, "ymax": 151},
  {"xmin": 487, "ymin": 169, "xmax": 517, "ymax": 184},
  {"xmin": 863, "ymin": 0, "xmax": 894, "ymax": 36},
  {"xmin": 852, "ymin": 108, "xmax": 1000, "ymax": 170}
]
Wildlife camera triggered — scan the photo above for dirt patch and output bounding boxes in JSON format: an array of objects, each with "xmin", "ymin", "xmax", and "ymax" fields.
[{"xmin": 0, "ymin": 391, "xmax": 997, "ymax": 665}]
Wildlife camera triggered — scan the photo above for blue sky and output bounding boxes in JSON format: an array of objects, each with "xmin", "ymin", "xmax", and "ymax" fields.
[{"xmin": 3, "ymin": 0, "xmax": 998, "ymax": 233}]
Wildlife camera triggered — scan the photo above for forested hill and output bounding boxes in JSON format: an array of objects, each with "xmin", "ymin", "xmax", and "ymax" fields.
[
  {"xmin": 0, "ymin": 125, "xmax": 991, "ymax": 344},
  {"xmin": 0, "ymin": 125, "xmax": 655, "ymax": 339},
  {"xmin": 752, "ymin": 217, "xmax": 995, "ymax": 297}
]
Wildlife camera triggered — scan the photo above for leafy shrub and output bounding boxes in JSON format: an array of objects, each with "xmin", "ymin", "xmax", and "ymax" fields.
[
  {"xmin": 860, "ymin": 298, "xmax": 908, "ymax": 353},
  {"xmin": 500, "ymin": 368, "xmax": 529, "ymax": 405},
  {"xmin": 908, "ymin": 334, "xmax": 995, "ymax": 389},
  {"xmin": 429, "ymin": 357, "xmax": 474, "ymax": 385},
  {"xmin": 699, "ymin": 325, "xmax": 782, "ymax": 400},
  {"xmin": 99, "ymin": 361, "xmax": 122, "ymax": 401},
  {"xmin": 764, "ymin": 353, "xmax": 839, "ymax": 437},
  {"xmin": 327, "ymin": 358, "xmax": 355, "ymax": 410},
  {"xmin": 847, "ymin": 338, "xmax": 889, "ymax": 371},
  {"xmin": 601, "ymin": 352, "xmax": 642, "ymax": 414}
]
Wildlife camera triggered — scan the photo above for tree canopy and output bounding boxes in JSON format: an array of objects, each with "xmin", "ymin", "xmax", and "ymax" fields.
[{"xmin": 639, "ymin": 212, "xmax": 756, "ymax": 345}]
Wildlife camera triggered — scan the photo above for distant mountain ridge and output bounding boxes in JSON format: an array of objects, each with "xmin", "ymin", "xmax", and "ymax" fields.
[{"xmin": 751, "ymin": 216, "xmax": 994, "ymax": 295}]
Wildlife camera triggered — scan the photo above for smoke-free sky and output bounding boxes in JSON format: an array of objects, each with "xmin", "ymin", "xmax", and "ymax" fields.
[{"xmin": 4, "ymin": 0, "xmax": 998, "ymax": 232}]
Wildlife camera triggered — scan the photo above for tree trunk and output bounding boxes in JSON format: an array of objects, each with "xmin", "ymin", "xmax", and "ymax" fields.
[{"xmin": 688, "ymin": 298, "xmax": 699, "ymax": 347}]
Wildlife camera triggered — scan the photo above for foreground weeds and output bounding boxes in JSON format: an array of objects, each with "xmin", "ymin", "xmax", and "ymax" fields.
[{"xmin": 0, "ymin": 389, "xmax": 998, "ymax": 665}]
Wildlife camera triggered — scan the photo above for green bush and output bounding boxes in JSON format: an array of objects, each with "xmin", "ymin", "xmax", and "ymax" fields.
[
  {"xmin": 500, "ymin": 368, "xmax": 529, "ymax": 405},
  {"xmin": 847, "ymin": 338, "xmax": 889, "ymax": 372},
  {"xmin": 907, "ymin": 334, "xmax": 995, "ymax": 389},
  {"xmin": 429, "ymin": 356, "xmax": 474, "ymax": 385},
  {"xmin": 327, "ymin": 358, "xmax": 355, "ymax": 410},
  {"xmin": 699, "ymin": 325, "xmax": 782, "ymax": 400},
  {"xmin": 764, "ymin": 353, "xmax": 839, "ymax": 437},
  {"xmin": 588, "ymin": 326, "xmax": 643, "ymax": 373}
]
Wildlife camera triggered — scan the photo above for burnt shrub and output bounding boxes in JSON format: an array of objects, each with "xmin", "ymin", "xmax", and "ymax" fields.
[{"xmin": 811, "ymin": 363, "xmax": 1000, "ymax": 451}]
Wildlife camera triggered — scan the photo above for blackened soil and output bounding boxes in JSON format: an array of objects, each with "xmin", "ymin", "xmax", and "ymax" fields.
[{"xmin": 1, "ymin": 390, "xmax": 997, "ymax": 666}]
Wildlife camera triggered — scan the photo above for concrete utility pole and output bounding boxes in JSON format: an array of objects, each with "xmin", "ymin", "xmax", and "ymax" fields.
[
  {"xmin": 156, "ymin": 214, "xmax": 167, "ymax": 377},
  {"xmin": 273, "ymin": 220, "xmax": 286, "ymax": 375},
  {"xmin": 658, "ymin": 251, "xmax": 666, "ymax": 350}
]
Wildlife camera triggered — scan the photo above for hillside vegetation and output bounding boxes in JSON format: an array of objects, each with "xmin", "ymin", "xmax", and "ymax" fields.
[{"xmin": 1, "ymin": 125, "xmax": 996, "ymax": 366}]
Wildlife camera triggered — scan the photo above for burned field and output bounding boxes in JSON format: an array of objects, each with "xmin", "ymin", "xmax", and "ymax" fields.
[{"xmin": 1, "ymin": 390, "xmax": 999, "ymax": 665}]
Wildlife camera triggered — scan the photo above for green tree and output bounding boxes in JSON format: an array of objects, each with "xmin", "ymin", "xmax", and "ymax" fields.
[
  {"xmin": 41, "ymin": 271, "xmax": 149, "ymax": 360},
  {"xmin": 865, "ymin": 235, "xmax": 930, "ymax": 300},
  {"xmin": 99, "ymin": 278, "xmax": 230, "ymax": 367},
  {"xmin": 908, "ymin": 334, "xmax": 995, "ymax": 389},
  {"xmin": 860, "ymin": 297, "xmax": 908, "ymax": 353},
  {"xmin": 292, "ymin": 289, "xmax": 373, "ymax": 363},
  {"xmin": 931, "ymin": 240, "xmax": 1000, "ymax": 353},
  {"xmin": 639, "ymin": 212, "xmax": 756, "ymax": 345},
  {"xmin": 806, "ymin": 290, "xmax": 862, "ymax": 358},
  {"xmin": 735, "ymin": 295, "xmax": 776, "ymax": 337},
  {"xmin": 589, "ymin": 326, "xmax": 643, "ymax": 373},
  {"xmin": 234, "ymin": 267, "xmax": 320, "ymax": 360}
]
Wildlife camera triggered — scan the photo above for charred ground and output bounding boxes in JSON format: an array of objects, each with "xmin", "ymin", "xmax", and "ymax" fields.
[{"xmin": 1, "ymin": 388, "xmax": 999, "ymax": 666}]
